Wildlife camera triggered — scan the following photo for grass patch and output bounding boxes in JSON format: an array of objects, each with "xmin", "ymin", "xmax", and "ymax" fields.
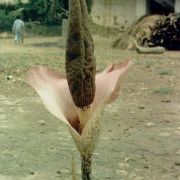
[
  {"xmin": 153, "ymin": 87, "xmax": 173, "ymax": 94},
  {"xmin": 135, "ymin": 60, "xmax": 155, "ymax": 68},
  {"xmin": 158, "ymin": 69, "xmax": 172, "ymax": 76}
]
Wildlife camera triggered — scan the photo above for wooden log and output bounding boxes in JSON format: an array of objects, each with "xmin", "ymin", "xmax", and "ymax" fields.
[
  {"xmin": 112, "ymin": 13, "xmax": 180, "ymax": 50},
  {"xmin": 132, "ymin": 39, "xmax": 165, "ymax": 54},
  {"xmin": 136, "ymin": 46, "xmax": 165, "ymax": 54}
]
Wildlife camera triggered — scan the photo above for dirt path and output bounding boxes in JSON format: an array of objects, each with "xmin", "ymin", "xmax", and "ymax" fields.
[{"xmin": 0, "ymin": 36, "xmax": 180, "ymax": 180}]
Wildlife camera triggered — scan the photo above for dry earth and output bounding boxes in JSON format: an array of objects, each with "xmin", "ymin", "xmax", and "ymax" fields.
[{"xmin": 0, "ymin": 36, "xmax": 180, "ymax": 180}]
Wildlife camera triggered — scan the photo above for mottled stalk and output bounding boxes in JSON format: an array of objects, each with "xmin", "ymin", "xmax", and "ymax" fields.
[{"xmin": 81, "ymin": 155, "xmax": 92, "ymax": 180}]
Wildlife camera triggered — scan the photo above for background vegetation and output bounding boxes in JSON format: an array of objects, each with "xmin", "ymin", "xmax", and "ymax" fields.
[{"xmin": 0, "ymin": 0, "xmax": 93, "ymax": 33}]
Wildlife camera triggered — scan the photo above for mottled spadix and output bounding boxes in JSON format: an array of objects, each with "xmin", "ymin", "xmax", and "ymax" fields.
[{"xmin": 65, "ymin": 0, "xmax": 96, "ymax": 109}]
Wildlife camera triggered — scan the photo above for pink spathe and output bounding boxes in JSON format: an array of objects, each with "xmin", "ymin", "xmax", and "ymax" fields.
[{"xmin": 26, "ymin": 60, "xmax": 132, "ymax": 156}]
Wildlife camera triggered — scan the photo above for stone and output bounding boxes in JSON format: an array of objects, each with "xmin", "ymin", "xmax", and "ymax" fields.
[
  {"xmin": 124, "ymin": 157, "xmax": 130, "ymax": 162},
  {"xmin": 7, "ymin": 76, "xmax": 13, "ymax": 80},
  {"xmin": 60, "ymin": 168, "xmax": 70, "ymax": 174},
  {"xmin": 177, "ymin": 127, "xmax": 180, "ymax": 131},
  {"xmin": 118, "ymin": 162, "xmax": 130, "ymax": 169},
  {"xmin": 37, "ymin": 120, "xmax": 46, "ymax": 126},
  {"xmin": 146, "ymin": 122, "xmax": 155, "ymax": 127},
  {"xmin": 116, "ymin": 169, "xmax": 128, "ymax": 176}
]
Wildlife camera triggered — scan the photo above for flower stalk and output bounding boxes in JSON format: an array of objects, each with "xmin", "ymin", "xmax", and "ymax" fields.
[{"xmin": 81, "ymin": 155, "xmax": 92, "ymax": 180}]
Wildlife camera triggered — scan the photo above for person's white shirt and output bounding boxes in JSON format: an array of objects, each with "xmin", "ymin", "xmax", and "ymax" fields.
[{"xmin": 12, "ymin": 19, "xmax": 24, "ymax": 32}]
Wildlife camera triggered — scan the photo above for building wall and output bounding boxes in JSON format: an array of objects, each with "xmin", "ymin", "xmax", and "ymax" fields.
[
  {"xmin": 91, "ymin": 0, "xmax": 180, "ymax": 27},
  {"xmin": 175, "ymin": 0, "xmax": 180, "ymax": 12},
  {"xmin": 91, "ymin": 0, "xmax": 146, "ymax": 28},
  {"xmin": 136, "ymin": 0, "xmax": 147, "ymax": 18}
]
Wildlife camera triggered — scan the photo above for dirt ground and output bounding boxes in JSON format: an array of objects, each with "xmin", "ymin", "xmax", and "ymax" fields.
[{"xmin": 0, "ymin": 36, "xmax": 180, "ymax": 180}]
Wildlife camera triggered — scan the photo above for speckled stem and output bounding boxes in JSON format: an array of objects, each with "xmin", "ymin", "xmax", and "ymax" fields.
[{"xmin": 81, "ymin": 155, "xmax": 92, "ymax": 180}]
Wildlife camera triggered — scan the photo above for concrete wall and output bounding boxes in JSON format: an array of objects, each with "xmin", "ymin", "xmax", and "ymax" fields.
[
  {"xmin": 136, "ymin": 0, "xmax": 147, "ymax": 18},
  {"xmin": 91, "ymin": 0, "xmax": 180, "ymax": 27},
  {"xmin": 175, "ymin": 0, "xmax": 180, "ymax": 12},
  {"xmin": 91, "ymin": 0, "xmax": 147, "ymax": 28}
]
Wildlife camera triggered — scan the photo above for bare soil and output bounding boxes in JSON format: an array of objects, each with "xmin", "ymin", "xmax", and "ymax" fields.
[{"xmin": 0, "ymin": 36, "xmax": 180, "ymax": 180}]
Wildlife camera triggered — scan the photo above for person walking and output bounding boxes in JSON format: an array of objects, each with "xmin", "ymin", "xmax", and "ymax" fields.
[{"xmin": 12, "ymin": 15, "xmax": 25, "ymax": 45}]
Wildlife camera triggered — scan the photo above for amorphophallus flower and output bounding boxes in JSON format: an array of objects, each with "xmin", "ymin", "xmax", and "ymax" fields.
[{"xmin": 26, "ymin": 0, "xmax": 132, "ymax": 179}]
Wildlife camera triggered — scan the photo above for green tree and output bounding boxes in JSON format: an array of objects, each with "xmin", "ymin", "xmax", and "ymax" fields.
[{"xmin": 0, "ymin": 0, "xmax": 94, "ymax": 25}]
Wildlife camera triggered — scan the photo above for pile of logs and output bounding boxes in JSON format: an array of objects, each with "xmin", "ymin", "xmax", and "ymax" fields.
[
  {"xmin": 112, "ymin": 13, "xmax": 180, "ymax": 50},
  {"xmin": 149, "ymin": 13, "xmax": 180, "ymax": 50}
]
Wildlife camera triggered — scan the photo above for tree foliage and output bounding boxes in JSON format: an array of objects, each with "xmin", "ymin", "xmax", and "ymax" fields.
[{"xmin": 0, "ymin": 0, "xmax": 93, "ymax": 25}]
